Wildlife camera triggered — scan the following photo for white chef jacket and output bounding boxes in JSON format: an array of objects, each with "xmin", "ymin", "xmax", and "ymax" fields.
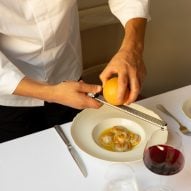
[{"xmin": 0, "ymin": 0, "xmax": 149, "ymax": 107}]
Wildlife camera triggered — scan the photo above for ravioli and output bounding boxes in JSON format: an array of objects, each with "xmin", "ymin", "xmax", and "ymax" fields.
[{"xmin": 98, "ymin": 126, "xmax": 141, "ymax": 152}]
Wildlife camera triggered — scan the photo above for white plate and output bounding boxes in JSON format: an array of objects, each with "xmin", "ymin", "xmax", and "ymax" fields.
[
  {"xmin": 182, "ymin": 98, "xmax": 191, "ymax": 119},
  {"xmin": 71, "ymin": 104, "xmax": 168, "ymax": 162}
]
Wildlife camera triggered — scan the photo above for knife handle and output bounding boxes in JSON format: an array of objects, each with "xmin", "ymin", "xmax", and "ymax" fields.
[{"xmin": 55, "ymin": 125, "xmax": 71, "ymax": 146}]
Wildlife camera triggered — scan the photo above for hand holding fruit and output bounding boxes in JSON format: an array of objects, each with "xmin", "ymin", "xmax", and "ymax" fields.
[{"xmin": 100, "ymin": 48, "xmax": 145, "ymax": 105}]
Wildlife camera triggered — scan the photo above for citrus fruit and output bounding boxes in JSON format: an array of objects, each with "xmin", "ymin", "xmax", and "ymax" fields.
[{"xmin": 103, "ymin": 77, "xmax": 129, "ymax": 106}]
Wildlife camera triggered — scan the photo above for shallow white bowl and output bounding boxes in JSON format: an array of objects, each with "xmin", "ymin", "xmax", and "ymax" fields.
[{"xmin": 92, "ymin": 118, "xmax": 145, "ymax": 151}]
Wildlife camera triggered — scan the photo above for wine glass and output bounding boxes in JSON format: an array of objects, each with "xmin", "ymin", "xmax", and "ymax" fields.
[{"xmin": 143, "ymin": 128, "xmax": 185, "ymax": 191}]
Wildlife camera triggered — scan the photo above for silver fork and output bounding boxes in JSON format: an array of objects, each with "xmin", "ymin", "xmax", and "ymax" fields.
[{"xmin": 156, "ymin": 104, "xmax": 191, "ymax": 136}]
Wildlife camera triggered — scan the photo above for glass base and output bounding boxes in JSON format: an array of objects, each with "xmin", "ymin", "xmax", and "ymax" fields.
[{"xmin": 144, "ymin": 185, "xmax": 172, "ymax": 191}]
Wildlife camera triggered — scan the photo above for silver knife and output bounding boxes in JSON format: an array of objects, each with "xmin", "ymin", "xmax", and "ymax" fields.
[
  {"xmin": 54, "ymin": 125, "xmax": 88, "ymax": 177},
  {"xmin": 88, "ymin": 93, "xmax": 167, "ymax": 128}
]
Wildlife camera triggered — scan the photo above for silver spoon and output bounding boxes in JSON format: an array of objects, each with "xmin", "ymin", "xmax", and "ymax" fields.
[{"xmin": 156, "ymin": 104, "xmax": 191, "ymax": 136}]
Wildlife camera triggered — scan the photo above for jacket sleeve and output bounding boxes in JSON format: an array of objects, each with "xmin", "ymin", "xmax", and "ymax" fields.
[
  {"xmin": 108, "ymin": 0, "xmax": 150, "ymax": 27},
  {"xmin": 0, "ymin": 51, "xmax": 25, "ymax": 95}
]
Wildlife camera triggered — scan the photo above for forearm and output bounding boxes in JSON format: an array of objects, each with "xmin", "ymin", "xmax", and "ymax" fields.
[
  {"xmin": 13, "ymin": 77, "xmax": 54, "ymax": 102},
  {"xmin": 120, "ymin": 18, "xmax": 147, "ymax": 55}
]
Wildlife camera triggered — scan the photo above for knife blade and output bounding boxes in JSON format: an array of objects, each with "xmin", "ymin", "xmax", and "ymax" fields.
[
  {"xmin": 88, "ymin": 93, "xmax": 167, "ymax": 128},
  {"xmin": 54, "ymin": 125, "xmax": 88, "ymax": 177}
]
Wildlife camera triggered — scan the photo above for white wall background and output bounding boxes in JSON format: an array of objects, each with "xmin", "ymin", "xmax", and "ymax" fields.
[{"xmin": 143, "ymin": 0, "xmax": 191, "ymax": 97}]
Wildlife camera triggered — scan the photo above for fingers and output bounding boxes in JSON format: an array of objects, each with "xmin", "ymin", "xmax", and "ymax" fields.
[
  {"xmin": 127, "ymin": 61, "xmax": 146, "ymax": 104},
  {"xmin": 78, "ymin": 80, "xmax": 102, "ymax": 94},
  {"xmin": 117, "ymin": 72, "xmax": 129, "ymax": 101},
  {"xmin": 126, "ymin": 78, "xmax": 140, "ymax": 104},
  {"xmin": 77, "ymin": 81, "xmax": 103, "ymax": 108},
  {"xmin": 99, "ymin": 70, "xmax": 115, "ymax": 86}
]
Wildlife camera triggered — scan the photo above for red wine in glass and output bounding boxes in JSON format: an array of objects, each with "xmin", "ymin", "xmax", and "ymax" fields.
[
  {"xmin": 143, "ymin": 128, "xmax": 185, "ymax": 191},
  {"xmin": 143, "ymin": 144, "xmax": 185, "ymax": 175}
]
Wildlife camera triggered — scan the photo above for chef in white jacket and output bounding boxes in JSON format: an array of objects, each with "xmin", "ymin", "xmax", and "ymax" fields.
[{"xmin": 0, "ymin": 0, "xmax": 149, "ymax": 142}]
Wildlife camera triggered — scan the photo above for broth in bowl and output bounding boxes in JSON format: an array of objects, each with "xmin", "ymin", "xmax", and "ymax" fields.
[
  {"xmin": 98, "ymin": 126, "xmax": 141, "ymax": 152},
  {"xmin": 92, "ymin": 118, "xmax": 144, "ymax": 153}
]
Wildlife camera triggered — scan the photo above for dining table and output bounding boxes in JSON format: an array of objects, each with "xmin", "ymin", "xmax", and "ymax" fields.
[{"xmin": 0, "ymin": 85, "xmax": 191, "ymax": 191}]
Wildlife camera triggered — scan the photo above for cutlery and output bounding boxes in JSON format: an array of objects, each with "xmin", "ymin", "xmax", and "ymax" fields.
[
  {"xmin": 88, "ymin": 93, "xmax": 167, "ymax": 128},
  {"xmin": 156, "ymin": 104, "xmax": 191, "ymax": 136},
  {"xmin": 54, "ymin": 125, "xmax": 88, "ymax": 177}
]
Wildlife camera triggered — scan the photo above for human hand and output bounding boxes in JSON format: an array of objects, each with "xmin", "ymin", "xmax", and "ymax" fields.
[
  {"xmin": 100, "ymin": 49, "xmax": 146, "ymax": 105},
  {"xmin": 50, "ymin": 80, "xmax": 102, "ymax": 109}
]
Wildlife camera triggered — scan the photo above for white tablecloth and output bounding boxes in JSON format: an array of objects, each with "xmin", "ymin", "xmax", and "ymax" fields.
[{"xmin": 0, "ymin": 85, "xmax": 190, "ymax": 191}]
